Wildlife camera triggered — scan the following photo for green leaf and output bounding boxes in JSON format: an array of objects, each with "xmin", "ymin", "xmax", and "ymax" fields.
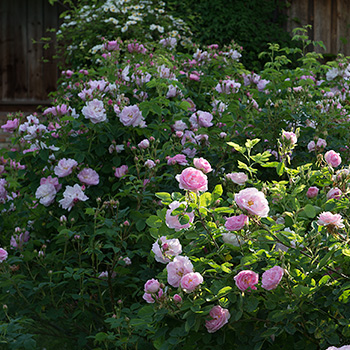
[
  {"xmin": 217, "ymin": 286, "xmax": 232, "ymax": 298},
  {"xmin": 171, "ymin": 203, "xmax": 186, "ymax": 216},
  {"xmin": 200, "ymin": 192, "xmax": 212, "ymax": 207},
  {"xmin": 245, "ymin": 138, "xmax": 260, "ymax": 149},
  {"xmin": 303, "ymin": 204, "xmax": 316, "ymax": 218},
  {"xmin": 227, "ymin": 142, "xmax": 246, "ymax": 154},
  {"xmin": 342, "ymin": 249, "xmax": 350, "ymax": 257},
  {"xmin": 146, "ymin": 215, "xmax": 162, "ymax": 228},
  {"xmin": 155, "ymin": 192, "xmax": 172, "ymax": 204},
  {"xmin": 237, "ymin": 160, "xmax": 257, "ymax": 173},
  {"xmin": 276, "ymin": 162, "xmax": 285, "ymax": 176}
]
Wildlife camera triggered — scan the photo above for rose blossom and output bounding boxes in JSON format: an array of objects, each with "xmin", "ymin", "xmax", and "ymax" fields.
[
  {"xmin": 58, "ymin": 184, "xmax": 89, "ymax": 211},
  {"xmin": 175, "ymin": 167, "xmax": 208, "ymax": 192},
  {"xmin": 0, "ymin": 248, "xmax": 8, "ymax": 262},
  {"xmin": 118, "ymin": 105, "xmax": 146, "ymax": 128},
  {"xmin": 326, "ymin": 346, "xmax": 350, "ymax": 350},
  {"xmin": 327, "ymin": 187, "xmax": 342, "ymax": 200},
  {"xmin": 307, "ymin": 140, "xmax": 316, "ymax": 152},
  {"xmin": 35, "ymin": 184, "xmax": 57, "ymax": 207},
  {"xmin": 144, "ymin": 278, "xmax": 160, "ymax": 293},
  {"xmin": 226, "ymin": 172, "xmax": 248, "ymax": 185},
  {"xmin": 54, "ymin": 158, "xmax": 78, "ymax": 178},
  {"xmin": 180, "ymin": 272, "xmax": 203, "ymax": 293},
  {"xmin": 193, "ymin": 157, "xmax": 212, "ymax": 174},
  {"xmin": 138, "ymin": 139, "xmax": 150, "ymax": 149},
  {"xmin": 82, "ymin": 99, "xmax": 107, "ymax": 124},
  {"xmin": 10, "ymin": 231, "xmax": 30, "ymax": 249},
  {"xmin": 167, "ymin": 256, "xmax": 193, "ymax": 287},
  {"xmin": 77, "ymin": 168, "xmax": 99, "ymax": 185},
  {"xmin": 317, "ymin": 211, "xmax": 345, "ymax": 229},
  {"xmin": 167, "ymin": 154, "xmax": 188, "ymax": 166},
  {"xmin": 225, "ymin": 214, "xmax": 249, "ymax": 231},
  {"xmin": 114, "ymin": 165, "xmax": 128, "ymax": 178},
  {"xmin": 234, "ymin": 187, "xmax": 269, "ymax": 217},
  {"xmin": 165, "ymin": 201, "xmax": 194, "ymax": 231},
  {"xmin": 222, "ymin": 233, "xmax": 245, "ymax": 246},
  {"xmin": 234, "ymin": 270, "xmax": 259, "ymax": 291},
  {"xmin": 261, "ymin": 266, "xmax": 284, "ymax": 290},
  {"xmin": 205, "ymin": 305, "xmax": 230, "ymax": 333},
  {"xmin": 325, "ymin": 150, "xmax": 342, "ymax": 167},
  {"xmin": 189, "ymin": 111, "xmax": 213, "ymax": 128},
  {"xmin": 143, "ymin": 289, "xmax": 163, "ymax": 304},
  {"xmin": 152, "ymin": 236, "xmax": 182, "ymax": 263},
  {"xmin": 282, "ymin": 131, "xmax": 297, "ymax": 145},
  {"xmin": 316, "ymin": 138, "xmax": 327, "ymax": 149},
  {"xmin": 306, "ymin": 186, "xmax": 319, "ymax": 198},
  {"xmin": 1, "ymin": 118, "xmax": 19, "ymax": 133},
  {"xmin": 40, "ymin": 176, "xmax": 61, "ymax": 192},
  {"xmin": 144, "ymin": 160, "xmax": 156, "ymax": 169},
  {"xmin": 172, "ymin": 120, "xmax": 187, "ymax": 131},
  {"xmin": 173, "ymin": 294, "xmax": 182, "ymax": 303}
]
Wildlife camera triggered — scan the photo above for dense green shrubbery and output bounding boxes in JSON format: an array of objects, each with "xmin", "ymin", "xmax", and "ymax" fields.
[{"xmin": 1, "ymin": 2, "xmax": 350, "ymax": 348}]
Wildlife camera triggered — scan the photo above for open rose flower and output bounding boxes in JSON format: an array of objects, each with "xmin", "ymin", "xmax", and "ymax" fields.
[
  {"xmin": 175, "ymin": 167, "xmax": 208, "ymax": 192},
  {"xmin": 235, "ymin": 187, "xmax": 269, "ymax": 217},
  {"xmin": 282, "ymin": 131, "xmax": 297, "ymax": 145},
  {"xmin": 180, "ymin": 272, "xmax": 203, "ymax": 293},
  {"xmin": 325, "ymin": 150, "xmax": 341, "ymax": 168},
  {"xmin": 114, "ymin": 165, "xmax": 128, "ymax": 178},
  {"xmin": 54, "ymin": 158, "xmax": 78, "ymax": 178},
  {"xmin": 118, "ymin": 105, "xmax": 146, "ymax": 128},
  {"xmin": 317, "ymin": 211, "xmax": 344, "ymax": 229},
  {"xmin": 261, "ymin": 266, "xmax": 284, "ymax": 290},
  {"xmin": 205, "ymin": 305, "xmax": 230, "ymax": 333},
  {"xmin": 225, "ymin": 214, "xmax": 249, "ymax": 231},
  {"xmin": 226, "ymin": 172, "xmax": 248, "ymax": 185},
  {"xmin": 326, "ymin": 346, "xmax": 350, "ymax": 350},
  {"xmin": 1, "ymin": 118, "xmax": 19, "ymax": 133},
  {"xmin": 193, "ymin": 157, "xmax": 212, "ymax": 173},
  {"xmin": 306, "ymin": 186, "xmax": 319, "ymax": 199},
  {"xmin": 165, "ymin": 201, "xmax": 194, "ymax": 231},
  {"xmin": 58, "ymin": 184, "xmax": 89, "ymax": 211},
  {"xmin": 0, "ymin": 248, "xmax": 8, "ymax": 262},
  {"xmin": 234, "ymin": 270, "xmax": 259, "ymax": 291},
  {"xmin": 151, "ymin": 236, "xmax": 182, "ymax": 263},
  {"xmin": 82, "ymin": 99, "xmax": 107, "ymax": 124},
  {"xmin": 144, "ymin": 279, "xmax": 160, "ymax": 294},
  {"xmin": 189, "ymin": 111, "xmax": 213, "ymax": 128},
  {"xmin": 35, "ymin": 184, "xmax": 57, "ymax": 207},
  {"xmin": 77, "ymin": 168, "xmax": 99, "ymax": 185},
  {"xmin": 167, "ymin": 256, "xmax": 193, "ymax": 287}
]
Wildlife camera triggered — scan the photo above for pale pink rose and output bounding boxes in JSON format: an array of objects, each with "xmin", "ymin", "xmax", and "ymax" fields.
[
  {"xmin": 167, "ymin": 256, "xmax": 193, "ymax": 287},
  {"xmin": 77, "ymin": 168, "xmax": 99, "ymax": 185},
  {"xmin": 82, "ymin": 99, "xmax": 107, "ymax": 124},
  {"xmin": 234, "ymin": 187, "xmax": 269, "ymax": 217},
  {"xmin": 35, "ymin": 184, "xmax": 57, "ymax": 206},
  {"xmin": 118, "ymin": 105, "xmax": 146, "ymax": 128},
  {"xmin": 142, "ymin": 289, "xmax": 163, "ymax": 304},
  {"xmin": 173, "ymin": 294, "xmax": 182, "ymax": 303},
  {"xmin": 327, "ymin": 187, "xmax": 342, "ymax": 200},
  {"xmin": 193, "ymin": 157, "xmax": 212, "ymax": 174},
  {"xmin": 316, "ymin": 138, "xmax": 327, "ymax": 149},
  {"xmin": 325, "ymin": 150, "xmax": 342, "ymax": 167},
  {"xmin": 261, "ymin": 266, "xmax": 284, "ymax": 290},
  {"xmin": 138, "ymin": 139, "xmax": 150, "ymax": 149},
  {"xmin": 104, "ymin": 40, "xmax": 120, "ymax": 51},
  {"xmin": 225, "ymin": 214, "xmax": 249, "ymax": 231},
  {"xmin": 282, "ymin": 131, "xmax": 297, "ymax": 145},
  {"xmin": 0, "ymin": 248, "xmax": 8, "ymax": 262},
  {"xmin": 175, "ymin": 167, "xmax": 208, "ymax": 192},
  {"xmin": 307, "ymin": 140, "xmax": 316, "ymax": 152},
  {"xmin": 165, "ymin": 201, "xmax": 195, "ymax": 231},
  {"xmin": 317, "ymin": 212, "xmax": 344, "ymax": 229},
  {"xmin": 145, "ymin": 160, "xmax": 156, "ymax": 169},
  {"xmin": 234, "ymin": 270, "xmax": 259, "ymax": 291},
  {"xmin": 1, "ymin": 118, "xmax": 19, "ymax": 133},
  {"xmin": 114, "ymin": 165, "xmax": 128, "ymax": 178},
  {"xmin": 189, "ymin": 111, "xmax": 213, "ymax": 128},
  {"xmin": 180, "ymin": 272, "xmax": 203, "ymax": 293},
  {"xmin": 326, "ymin": 346, "xmax": 350, "ymax": 350},
  {"xmin": 182, "ymin": 147, "xmax": 197, "ymax": 158},
  {"xmin": 40, "ymin": 176, "xmax": 61, "ymax": 192},
  {"xmin": 205, "ymin": 305, "xmax": 231, "ymax": 333},
  {"xmin": 144, "ymin": 278, "xmax": 160, "ymax": 293},
  {"xmin": 54, "ymin": 158, "xmax": 78, "ymax": 178},
  {"xmin": 10, "ymin": 231, "xmax": 30, "ymax": 249},
  {"xmin": 167, "ymin": 154, "xmax": 188, "ymax": 166},
  {"xmin": 172, "ymin": 120, "xmax": 188, "ymax": 131},
  {"xmin": 58, "ymin": 184, "xmax": 89, "ymax": 211},
  {"xmin": 98, "ymin": 271, "xmax": 116, "ymax": 279},
  {"xmin": 226, "ymin": 172, "xmax": 248, "ymax": 185},
  {"xmin": 215, "ymin": 79, "xmax": 241, "ymax": 94},
  {"xmin": 219, "ymin": 132, "xmax": 227, "ymax": 138},
  {"xmin": 152, "ymin": 236, "xmax": 182, "ymax": 263},
  {"xmin": 306, "ymin": 186, "xmax": 319, "ymax": 198}
]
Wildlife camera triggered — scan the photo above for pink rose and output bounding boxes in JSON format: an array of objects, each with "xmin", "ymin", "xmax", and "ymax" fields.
[
  {"xmin": 261, "ymin": 266, "xmax": 284, "ymax": 290},
  {"xmin": 0, "ymin": 248, "xmax": 8, "ymax": 262},
  {"xmin": 77, "ymin": 168, "xmax": 99, "ymax": 185},
  {"xmin": 35, "ymin": 184, "xmax": 57, "ymax": 207},
  {"xmin": 326, "ymin": 346, "xmax": 350, "ymax": 350},
  {"xmin": 189, "ymin": 111, "xmax": 213, "ymax": 128},
  {"xmin": 54, "ymin": 158, "xmax": 78, "ymax": 178},
  {"xmin": 282, "ymin": 131, "xmax": 297, "ymax": 145},
  {"xmin": 114, "ymin": 165, "xmax": 128, "ymax": 178},
  {"xmin": 144, "ymin": 160, "xmax": 156, "ymax": 169},
  {"xmin": 306, "ymin": 186, "xmax": 319, "ymax": 198},
  {"xmin": 167, "ymin": 256, "xmax": 193, "ymax": 287},
  {"xmin": 316, "ymin": 138, "xmax": 327, "ymax": 149},
  {"xmin": 1, "ymin": 118, "xmax": 19, "ymax": 133},
  {"xmin": 144, "ymin": 279, "xmax": 160, "ymax": 293},
  {"xmin": 225, "ymin": 214, "xmax": 249, "ymax": 231},
  {"xmin": 138, "ymin": 139, "xmax": 150, "ymax": 149},
  {"xmin": 143, "ymin": 289, "xmax": 163, "ymax": 304},
  {"xmin": 327, "ymin": 187, "xmax": 342, "ymax": 200},
  {"xmin": 226, "ymin": 172, "xmax": 248, "ymax": 185},
  {"xmin": 180, "ymin": 272, "xmax": 203, "ymax": 293},
  {"xmin": 205, "ymin": 305, "xmax": 230, "ymax": 333},
  {"xmin": 234, "ymin": 187, "xmax": 269, "ymax": 217},
  {"xmin": 152, "ymin": 236, "xmax": 182, "ymax": 263},
  {"xmin": 165, "ymin": 201, "xmax": 194, "ymax": 231},
  {"xmin": 317, "ymin": 212, "xmax": 344, "ymax": 229},
  {"xmin": 40, "ymin": 176, "xmax": 61, "ymax": 192},
  {"xmin": 307, "ymin": 140, "xmax": 316, "ymax": 152},
  {"xmin": 82, "ymin": 99, "xmax": 107, "ymax": 124},
  {"xmin": 167, "ymin": 154, "xmax": 188, "ymax": 166},
  {"xmin": 175, "ymin": 167, "xmax": 208, "ymax": 193},
  {"xmin": 173, "ymin": 294, "xmax": 182, "ymax": 303},
  {"xmin": 118, "ymin": 105, "xmax": 146, "ymax": 128},
  {"xmin": 325, "ymin": 150, "xmax": 342, "ymax": 167},
  {"xmin": 234, "ymin": 270, "xmax": 259, "ymax": 291},
  {"xmin": 193, "ymin": 157, "xmax": 212, "ymax": 174}
]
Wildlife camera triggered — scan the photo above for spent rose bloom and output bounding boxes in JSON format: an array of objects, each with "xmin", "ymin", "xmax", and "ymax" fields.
[
  {"xmin": 152, "ymin": 236, "xmax": 182, "ymax": 263},
  {"xmin": 327, "ymin": 187, "xmax": 342, "ymax": 200},
  {"xmin": 175, "ymin": 167, "xmax": 208, "ymax": 192},
  {"xmin": 317, "ymin": 211, "xmax": 345, "ymax": 229},
  {"xmin": 58, "ymin": 184, "xmax": 89, "ymax": 211},
  {"xmin": 118, "ymin": 105, "xmax": 146, "ymax": 128},
  {"xmin": 306, "ymin": 186, "xmax": 319, "ymax": 198},
  {"xmin": 82, "ymin": 99, "xmax": 107, "ymax": 124},
  {"xmin": 234, "ymin": 270, "xmax": 259, "ymax": 291},
  {"xmin": 282, "ymin": 131, "xmax": 297, "ymax": 145},
  {"xmin": 226, "ymin": 172, "xmax": 248, "ymax": 185},
  {"xmin": 54, "ymin": 158, "xmax": 78, "ymax": 178},
  {"xmin": 180, "ymin": 272, "xmax": 203, "ymax": 293},
  {"xmin": 205, "ymin": 305, "xmax": 231, "ymax": 333},
  {"xmin": 77, "ymin": 168, "xmax": 99, "ymax": 185},
  {"xmin": 167, "ymin": 256, "xmax": 193, "ymax": 287},
  {"xmin": 235, "ymin": 187, "xmax": 269, "ymax": 217},
  {"xmin": 167, "ymin": 154, "xmax": 188, "ymax": 166},
  {"xmin": 261, "ymin": 266, "xmax": 284, "ymax": 290},
  {"xmin": 35, "ymin": 184, "xmax": 57, "ymax": 207},
  {"xmin": 189, "ymin": 111, "xmax": 213, "ymax": 128},
  {"xmin": 0, "ymin": 248, "xmax": 8, "ymax": 262},
  {"xmin": 325, "ymin": 150, "xmax": 342, "ymax": 167},
  {"xmin": 114, "ymin": 165, "xmax": 128, "ymax": 178},
  {"xmin": 193, "ymin": 157, "xmax": 212, "ymax": 174},
  {"xmin": 225, "ymin": 214, "xmax": 249, "ymax": 231},
  {"xmin": 144, "ymin": 279, "xmax": 160, "ymax": 293},
  {"xmin": 165, "ymin": 201, "xmax": 195, "ymax": 231}
]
